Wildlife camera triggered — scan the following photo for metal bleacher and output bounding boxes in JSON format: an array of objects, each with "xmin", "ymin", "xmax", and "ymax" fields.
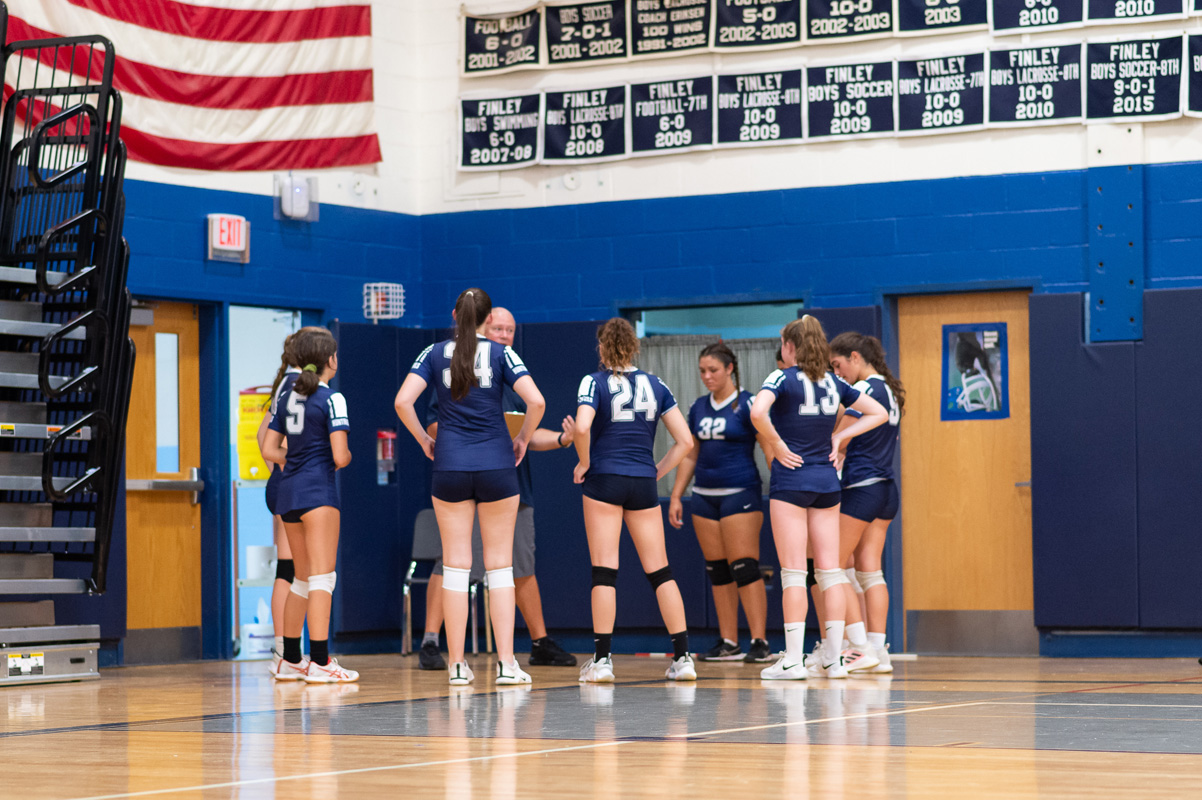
[{"xmin": 0, "ymin": 4, "xmax": 134, "ymax": 686}]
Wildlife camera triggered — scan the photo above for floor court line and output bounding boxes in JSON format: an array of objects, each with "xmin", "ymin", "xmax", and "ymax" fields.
[{"xmin": 669, "ymin": 699, "xmax": 999, "ymax": 739}]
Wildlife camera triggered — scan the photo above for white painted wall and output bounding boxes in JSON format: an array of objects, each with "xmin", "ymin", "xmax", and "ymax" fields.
[{"xmin": 124, "ymin": 1, "xmax": 1202, "ymax": 216}]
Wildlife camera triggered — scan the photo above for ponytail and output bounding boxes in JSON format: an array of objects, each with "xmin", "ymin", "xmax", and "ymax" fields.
[
  {"xmin": 597, "ymin": 317, "xmax": 639, "ymax": 376},
  {"xmin": 782, "ymin": 315, "xmax": 830, "ymax": 382},
  {"xmin": 698, "ymin": 341, "xmax": 742, "ymax": 411},
  {"xmin": 451, "ymin": 287, "xmax": 492, "ymax": 401},
  {"xmin": 830, "ymin": 331, "xmax": 906, "ymax": 415},
  {"xmin": 291, "ymin": 327, "xmax": 338, "ymax": 397},
  {"xmin": 267, "ymin": 330, "xmax": 301, "ymax": 410}
]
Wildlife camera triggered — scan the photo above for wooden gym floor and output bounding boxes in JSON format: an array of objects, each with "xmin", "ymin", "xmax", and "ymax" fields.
[{"xmin": 3, "ymin": 654, "xmax": 1202, "ymax": 799}]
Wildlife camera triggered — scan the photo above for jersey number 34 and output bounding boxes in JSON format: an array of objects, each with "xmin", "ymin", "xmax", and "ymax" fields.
[{"xmin": 609, "ymin": 374, "xmax": 657, "ymax": 422}]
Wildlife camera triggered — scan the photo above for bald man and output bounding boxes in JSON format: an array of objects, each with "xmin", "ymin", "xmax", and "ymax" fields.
[{"xmin": 419, "ymin": 307, "xmax": 578, "ymax": 669}]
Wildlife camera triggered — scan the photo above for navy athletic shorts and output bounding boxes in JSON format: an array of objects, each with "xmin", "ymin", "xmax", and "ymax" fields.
[
  {"xmin": 431, "ymin": 468, "xmax": 520, "ymax": 504},
  {"xmin": 691, "ymin": 488, "xmax": 763, "ymax": 521},
  {"xmin": 265, "ymin": 467, "xmax": 280, "ymax": 516},
  {"xmin": 770, "ymin": 490, "xmax": 841, "ymax": 510},
  {"xmin": 583, "ymin": 473, "xmax": 659, "ymax": 511},
  {"xmin": 840, "ymin": 480, "xmax": 899, "ymax": 523}
]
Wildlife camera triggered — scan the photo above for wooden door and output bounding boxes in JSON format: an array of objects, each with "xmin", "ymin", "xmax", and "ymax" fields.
[
  {"xmin": 125, "ymin": 302, "xmax": 202, "ymax": 641},
  {"xmin": 897, "ymin": 291, "xmax": 1035, "ymax": 654}
]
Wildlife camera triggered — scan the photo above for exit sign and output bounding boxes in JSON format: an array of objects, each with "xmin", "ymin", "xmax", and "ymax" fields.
[{"xmin": 207, "ymin": 213, "xmax": 250, "ymax": 263}]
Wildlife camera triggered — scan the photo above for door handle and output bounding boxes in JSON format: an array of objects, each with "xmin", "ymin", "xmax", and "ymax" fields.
[
  {"xmin": 127, "ymin": 467, "xmax": 205, "ymax": 505},
  {"xmin": 1014, "ymin": 481, "xmax": 1031, "ymax": 488}
]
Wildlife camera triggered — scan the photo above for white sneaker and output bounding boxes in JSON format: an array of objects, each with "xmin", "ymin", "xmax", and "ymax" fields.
[
  {"xmin": 578, "ymin": 656, "xmax": 615, "ymax": 683},
  {"xmin": 665, "ymin": 653, "xmax": 697, "ymax": 681},
  {"xmin": 448, "ymin": 661, "xmax": 475, "ymax": 686},
  {"xmin": 760, "ymin": 653, "xmax": 807, "ymax": 680},
  {"xmin": 270, "ymin": 648, "xmax": 282, "ymax": 675},
  {"xmin": 496, "ymin": 659, "xmax": 532, "ymax": 685},
  {"xmin": 803, "ymin": 643, "xmax": 826, "ymax": 678},
  {"xmin": 842, "ymin": 645, "xmax": 881, "ymax": 673},
  {"xmin": 818, "ymin": 654, "xmax": 850, "ymax": 679},
  {"xmin": 869, "ymin": 643, "xmax": 894, "ymax": 674},
  {"xmin": 273, "ymin": 656, "xmax": 310, "ymax": 682},
  {"xmin": 304, "ymin": 657, "xmax": 359, "ymax": 684}
]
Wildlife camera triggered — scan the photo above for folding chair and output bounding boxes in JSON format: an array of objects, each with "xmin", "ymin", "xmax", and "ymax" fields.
[{"xmin": 402, "ymin": 508, "xmax": 490, "ymax": 655}]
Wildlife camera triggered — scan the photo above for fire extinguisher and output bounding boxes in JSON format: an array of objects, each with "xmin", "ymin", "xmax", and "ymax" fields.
[{"xmin": 377, "ymin": 429, "xmax": 397, "ymax": 486}]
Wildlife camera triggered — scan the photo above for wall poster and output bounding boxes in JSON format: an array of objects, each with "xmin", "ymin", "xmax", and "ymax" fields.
[{"xmin": 942, "ymin": 322, "xmax": 1010, "ymax": 420}]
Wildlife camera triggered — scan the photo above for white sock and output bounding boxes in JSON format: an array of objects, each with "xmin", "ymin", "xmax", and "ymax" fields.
[
  {"xmin": 846, "ymin": 622, "xmax": 868, "ymax": 647},
  {"xmin": 823, "ymin": 621, "xmax": 845, "ymax": 665},
  {"xmin": 422, "ymin": 631, "xmax": 439, "ymax": 646},
  {"xmin": 867, "ymin": 632, "xmax": 887, "ymax": 650},
  {"xmin": 723, "ymin": 638, "xmax": 737, "ymax": 647},
  {"xmin": 274, "ymin": 636, "xmax": 284, "ymax": 656},
  {"xmin": 784, "ymin": 624, "xmax": 807, "ymax": 664}
]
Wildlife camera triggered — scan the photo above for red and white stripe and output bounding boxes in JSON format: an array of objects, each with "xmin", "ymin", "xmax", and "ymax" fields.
[{"xmin": 5, "ymin": 0, "xmax": 381, "ymax": 171}]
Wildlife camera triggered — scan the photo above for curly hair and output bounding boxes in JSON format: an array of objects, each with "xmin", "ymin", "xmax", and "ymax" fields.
[{"xmin": 597, "ymin": 317, "xmax": 639, "ymax": 375}]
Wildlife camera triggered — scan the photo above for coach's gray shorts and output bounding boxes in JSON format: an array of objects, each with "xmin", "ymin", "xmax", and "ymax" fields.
[{"xmin": 431, "ymin": 504, "xmax": 535, "ymax": 582}]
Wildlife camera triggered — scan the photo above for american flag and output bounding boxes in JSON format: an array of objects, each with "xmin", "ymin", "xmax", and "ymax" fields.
[{"xmin": 6, "ymin": 0, "xmax": 382, "ymax": 171}]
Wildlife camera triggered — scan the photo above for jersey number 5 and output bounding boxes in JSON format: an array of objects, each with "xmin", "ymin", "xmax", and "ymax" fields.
[
  {"xmin": 609, "ymin": 374, "xmax": 657, "ymax": 422},
  {"xmin": 285, "ymin": 392, "xmax": 306, "ymax": 435}
]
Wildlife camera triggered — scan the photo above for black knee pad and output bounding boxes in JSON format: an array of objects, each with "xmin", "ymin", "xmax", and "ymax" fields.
[
  {"xmin": 705, "ymin": 559, "xmax": 734, "ymax": 586},
  {"xmin": 591, "ymin": 566, "xmax": 618, "ymax": 588},
  {"xmin": 646, "ymin": 566, "xmax": 674, "ymax": 590},
  {"xmin": 729, "ymin": 557, "xmax": 762, "ymax": 587},
  {"xmin": 806, "ymin": 557, "xmax": 817, "ymax": 588},
  {"xmin": 276, "ymin": 558, "xmax": 295, "ymax": 583}
]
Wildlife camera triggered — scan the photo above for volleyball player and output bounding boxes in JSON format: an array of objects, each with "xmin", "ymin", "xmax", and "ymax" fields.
[
  {"xmin": 395, "ymin": 288, "xmax": 546, "ymax": 686},
  {"xmin": 419, "ymin": 307, "xmax": 577, "ymax": 671},
  {"xmin": 263, "ymin": 326, "xmax": 358, "ymax": 683},
  {"xmin": 830, "ymin": 332, "xmax": 903, "ymax": 673},
  {"xmin": 751, "ymin": 316, "xmax": 887, "ymax": 680},
  {"xmin": 257, "ymin": 331, "xmax": 301, "ymax": 673},
  {"xmin": 668, "ymin": 342, "xmax": 772, "ymax": 663},
  {"xmin": 575, "ymin": 318, "xmax": 697, "ymax": 683}
]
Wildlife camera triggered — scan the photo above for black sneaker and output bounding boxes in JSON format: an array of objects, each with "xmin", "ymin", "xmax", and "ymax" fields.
[
  {"xmin": 699, "ymin": 638, "xmax": 744, "ymax": 662},
  {"xmin": 529, "ymin": 636, "xmax": 578, "ymax": 667},
  {"xmin": 418, "ymin": 640, "xmax": 446, "ymax": 671},
  {"xmin": 744, "ymin": 638, "xmax": 773, "ymax": 663}
]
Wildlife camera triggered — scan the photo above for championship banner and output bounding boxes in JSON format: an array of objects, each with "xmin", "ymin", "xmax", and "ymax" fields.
[
  {"xmin": 1085, "ymin": 36, "xmax": 1183, "ymax": 122},
  {"xmin": 805, "ymin": 60, "xmax": 896, "ymax": 139},
  {"xmin": 713, "ymin": 0, "xmax": 803, "ymax": 50},
  {"xmin": 897, "ymin": 53, "xmax": 987, "ymax": 135},
  {"xmin": 942, "ymin": 323, "xmax": 1010, "ymax": 421},
  {"xmin": 545, "ymin": 1, "xmax": 629, "ymax": 66},
  {"xmin": 630, "ymin": 0, "xmax": 711, "ymax": 58},
  {"xmin": 462, "ymin": 6, "xmax": 542, "ymax": 76},
  {"xmin": 807, "ymin": 0, "xmax": 894, "ymax": 42},
  {"xmin": 990, "ymin": 0, "xmax": 1085, "ymax": 33},
  {"xmin": 542, "ymin": 86, "xmax": 628, "ymax": 163},
  {"xmin": 459, "ymin": 93, "xmax": 542, "ymax": 170},
  {"xmin": 1085, "ymin": 0, "xmax": 1185, "ymax": 24},
  {"xmin": 1189, "ymin": 35, "xmax": 1202, "ymax": 117},
  {"xmin": 896, "ymin": 0, "xmax": 989, "ymax": 35},
  {"xmin": 630, "ymin": 76, "xmax": 714, "ymax": 155},
  {"xmin": 988, "ymin": 44, "xmax": 1083, "ymax": 126},
  {"xmin": 715, "ymin": 70, "xmax": 804, "ymax": 147}
]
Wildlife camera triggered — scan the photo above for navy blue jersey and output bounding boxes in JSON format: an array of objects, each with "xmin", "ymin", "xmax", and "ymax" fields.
[
  {"xmin": 688, "ymin": 390, "xmax": 760, "ymax": 491},
  {"xmin": 577, "ymin": 368, "xmax": 677, "ymax": 478},
  {"xmin": 411, "ymin": 336, "xmax": 529, "ymax": 472},
  {"xmin": 841, "ymin": 375, "xmax": 900, "ymax": 487},
  {"xmin": 268, "ymin": 382, "xmax": 349, "ymax": 514},
  {"xmin": 264, "ymin": 369, "xmax": 300, "ymax": 502},
  {"xmin": 426, "ymin": 380, "xmax": 534, "ymax": 506},
  {"xmin": 761, "ymin": 368, "xmax": 860, "ymax": 494}
]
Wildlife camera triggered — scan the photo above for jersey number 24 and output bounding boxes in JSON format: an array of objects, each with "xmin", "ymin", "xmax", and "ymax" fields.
[{"xmin": 609, "ymin": 374, "xmax": 657, "ymax": 421}]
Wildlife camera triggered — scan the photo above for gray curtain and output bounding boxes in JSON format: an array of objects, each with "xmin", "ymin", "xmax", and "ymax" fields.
[{"xmin": 639, "ymin": 335, "xmax": 779, "ymax": 496}]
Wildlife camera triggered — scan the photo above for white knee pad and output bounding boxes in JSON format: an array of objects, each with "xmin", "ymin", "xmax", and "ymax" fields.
[
  {"xmin": 443, "ymin": 566, "xmax": 470, "ymax": 593},
  {"xmin": 290, "ymin": 579, "xmax": 309, "ymax": 599},
  {"xmin": 309, "ymin": 571, "xmax": 337, "ymax": 595},
  {"xmin": 486, "ymin": 567, "xmax": 514, "ymax": 590},
  {"xmin": 780, "ymin": 568, "xmax": 808, "ymax": 589},
  {"xmin": 846, "ymin": 568, "xmax": 864, "ymax": 594},
  {"xmin": 856, "ymin": 570, "xmax": 886, "ymax": 591},
  {"xmin": 814, "ymin": 568, "xmax": 851, "ymax": 592}
]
